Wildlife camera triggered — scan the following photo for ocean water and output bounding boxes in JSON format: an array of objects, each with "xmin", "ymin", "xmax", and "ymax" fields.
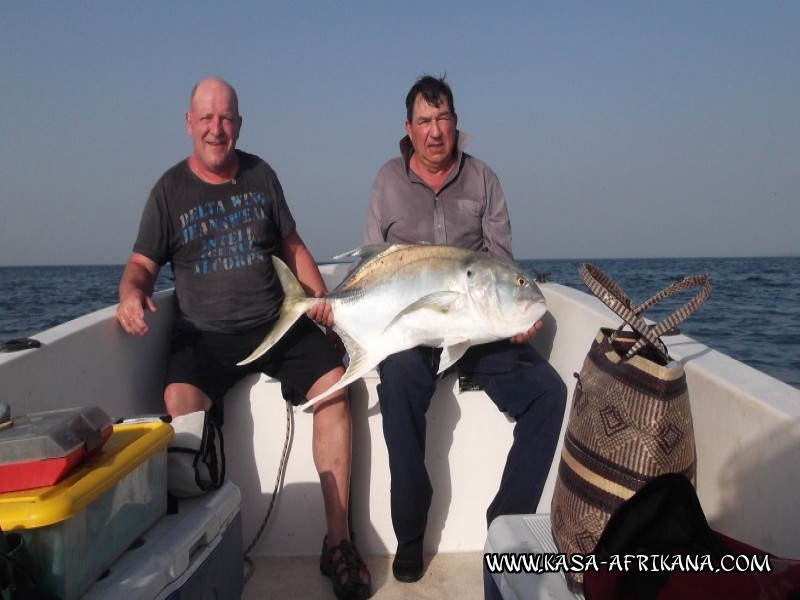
[
  {"xmin": 0, "ymin": 265, "xmax": 175, "ymax": 342},
  {"xmin": 1, "ymin": 257, "xmax": 798, "ymax": 389},
  {"xmin": 519, "ymin": 256, "xmax": 800, "ymax": 390}
]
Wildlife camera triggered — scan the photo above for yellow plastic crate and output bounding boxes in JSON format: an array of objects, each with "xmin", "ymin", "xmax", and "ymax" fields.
[{"xmin": 0, "ymin": 421, "xmax": 174, "ymax": 600}]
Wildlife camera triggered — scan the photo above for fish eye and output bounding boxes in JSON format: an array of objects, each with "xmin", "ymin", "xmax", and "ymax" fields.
[
  {"xmin": 466, "ymin": 269, "xmax": 473, "ymax": 277},
  {"xmin": 517, "ymin": 276, "xmax": 526, "ymax": 286}
]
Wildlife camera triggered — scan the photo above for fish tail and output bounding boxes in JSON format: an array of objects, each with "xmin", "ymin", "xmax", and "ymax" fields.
[{"xmin": 237, "ymin": 256, "xmax": 313, "ymax": 366}]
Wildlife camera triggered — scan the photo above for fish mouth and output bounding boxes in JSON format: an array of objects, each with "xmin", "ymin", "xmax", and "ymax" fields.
[
  {"xmin": 518, "ymin": 297, "xmax": 547, "ymax": 320},
  {"xmin": 521, "ymin": 296, "xmax": 545, "ymax": 310}
]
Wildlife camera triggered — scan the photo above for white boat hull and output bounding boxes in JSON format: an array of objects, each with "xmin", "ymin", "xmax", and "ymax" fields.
[{"xmin": 2, "ymin": 262, "xmax": 799, "ymax": 574}]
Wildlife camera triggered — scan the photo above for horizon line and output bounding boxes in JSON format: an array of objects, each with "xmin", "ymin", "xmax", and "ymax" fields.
[{"xmin": 2, "ymin": 252, "xmax": 798, "ymax": 269}]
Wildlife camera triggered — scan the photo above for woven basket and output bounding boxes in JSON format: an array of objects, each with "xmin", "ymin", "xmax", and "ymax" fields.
[{"xmin": 551, "ymin": 264, "xmax": 711, "ymax": 593}]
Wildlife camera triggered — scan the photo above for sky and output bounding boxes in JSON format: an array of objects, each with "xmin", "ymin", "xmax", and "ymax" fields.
[{"xmin": 1, "ymin": 1, "xmax": 798, "ymax": 266}]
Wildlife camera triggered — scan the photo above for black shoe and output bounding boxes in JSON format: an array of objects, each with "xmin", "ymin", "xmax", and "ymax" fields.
[
  {"xmin": 392, "ymin": 535, "xmax": 425, "ymax": 583},
  {"xmin": 320, "ymin": 536, "xmax": 372, "ymax": 600}
]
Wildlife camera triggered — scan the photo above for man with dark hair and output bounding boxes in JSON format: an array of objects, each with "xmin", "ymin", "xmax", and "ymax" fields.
[
  {"xmin": 404, "ymin": 75, "xmax": 457, "ymax": 122},
  {"xmin": 118, "ymin": 77, "xmax": 371, "ymax": 600},
  {"xmin": 364, "ymin": 75, "xmax": 567, "ymax": 599}
]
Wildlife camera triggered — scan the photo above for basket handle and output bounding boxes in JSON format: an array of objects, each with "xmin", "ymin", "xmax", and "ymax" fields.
[{"xmin": 579, "ymin": 264, "xmax": 712, "ymax": 360}]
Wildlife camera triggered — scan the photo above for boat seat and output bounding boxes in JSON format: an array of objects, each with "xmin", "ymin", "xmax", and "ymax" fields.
[{"xmin": 485, "ymin": 513, "xmax": 583, "ymax": 600}]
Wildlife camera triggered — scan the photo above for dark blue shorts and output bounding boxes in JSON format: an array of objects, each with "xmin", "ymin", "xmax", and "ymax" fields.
[{"xmin": 165, "ymin": 316, "xmax": 343, "ymax": 411}]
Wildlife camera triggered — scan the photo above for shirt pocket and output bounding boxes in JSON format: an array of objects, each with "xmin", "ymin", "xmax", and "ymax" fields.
[{"xmin": 452, "ymin": 197, "xmax": 484, "ymax": 218}]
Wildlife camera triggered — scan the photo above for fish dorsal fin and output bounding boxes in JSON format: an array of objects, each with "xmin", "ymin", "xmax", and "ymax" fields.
[
  {"xmin": 328, "ymin": 245, "xmax": 394, "ymax": 296},
  {"xmin": 437, "ymin": 341, "xmax": 471, "ymax": 375},
  {"xmin": 332, "ymin": 244, "xmax": 394, "ymax": 261},
  {"xmin": 329, "ymin": 244, "xmax": 411, "ymax": 295},
  {"xmin": 332, "ymin": 242, "xmax": 432, "ymax": 262},
  {"xmin": 382, "ymin": 291, "xmax": 466, "ymax": 333}
]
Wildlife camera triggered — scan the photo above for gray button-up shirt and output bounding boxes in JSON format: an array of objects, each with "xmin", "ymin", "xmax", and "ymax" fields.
[{"xmin": 363, "ymin": 132, "xmax": 513, "ymax": 260}]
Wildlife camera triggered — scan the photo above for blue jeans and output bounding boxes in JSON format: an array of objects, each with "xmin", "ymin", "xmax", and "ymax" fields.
[{"xmin": 377, "ymin": 341, "xmax": 567, "ymax": 600}]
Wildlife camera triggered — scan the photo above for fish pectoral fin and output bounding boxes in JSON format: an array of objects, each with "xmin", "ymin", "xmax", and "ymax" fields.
[
  {"xmin": 382, "ymin": 291, "xmax": 466, "ymax": 333},
  {"xmin": 406, "ymin": 290, "xmax": 465, "ymax": 313},
  {"xmin": 437, "ymin": 341, "xmax": 471, "ymax": 375}
]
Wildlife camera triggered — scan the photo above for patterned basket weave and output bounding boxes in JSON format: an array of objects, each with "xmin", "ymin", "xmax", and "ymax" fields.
[{"xmin": 551, "ymin": 264, "xmax": 711, "ymax": 593}]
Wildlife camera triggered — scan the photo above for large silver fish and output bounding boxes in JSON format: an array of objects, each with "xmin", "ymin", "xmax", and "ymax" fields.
[{"xmin": 238, "ymin": 244, "xmax": 547, "ymax": 407}]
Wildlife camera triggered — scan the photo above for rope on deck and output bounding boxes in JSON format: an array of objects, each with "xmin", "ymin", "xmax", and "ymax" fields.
[{"xmin": 243, "ymin": 400, "xmax": 294, "ymax": 583}]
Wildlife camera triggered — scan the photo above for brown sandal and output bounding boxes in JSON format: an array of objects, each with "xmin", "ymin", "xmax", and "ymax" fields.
[{"xmin": 319, "ymin": 536, "xmax": 372, "ymax": 600}]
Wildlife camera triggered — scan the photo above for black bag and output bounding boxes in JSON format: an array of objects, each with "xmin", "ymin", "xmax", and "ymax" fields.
[
  {"xmin": 167, "ymin": 410, "xmax": 225, "ymax": 498},
  {"xmin": 584, "ymin": 473, "xmax": 800, "ymax": 600}
]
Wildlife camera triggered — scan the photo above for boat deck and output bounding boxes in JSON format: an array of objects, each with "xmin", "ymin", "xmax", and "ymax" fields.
[{"xmin": 243, "ymin": 552, "xmax": 484, "ymax": 599}]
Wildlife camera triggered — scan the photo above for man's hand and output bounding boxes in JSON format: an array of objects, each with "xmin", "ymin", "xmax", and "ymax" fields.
[
  {"xmin": 510, "ymin": 319, "xmax": 542, "ymax": 345},
  {"xmin": 117, "ymin": 253, "xmax": 160, "ymax": 336},
  {"xmin": 307, "ymin": 297, "xmax": 334, "ymax": 328},
  {"xmin": 117, "ymin": 289, "xmax": 157, "ymax": 336},
  {"xmin": 306, "ymin": 297, "xmax": 346, "ymax": 357}
]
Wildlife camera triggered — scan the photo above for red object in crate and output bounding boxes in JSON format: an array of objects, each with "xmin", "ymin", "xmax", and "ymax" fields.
[{"xmin": 0, "ymin": 406, "xmax": 113, "ymax": 493}]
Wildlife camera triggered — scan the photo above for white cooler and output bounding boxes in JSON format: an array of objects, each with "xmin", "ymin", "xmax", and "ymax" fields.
[
  {"xmin": 484, "ymin": 513, "xmax": 583, "ymax": 600},
  {"xmin": 83, "ymin": 480, "xmax": 243, "ymax": 600}
]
